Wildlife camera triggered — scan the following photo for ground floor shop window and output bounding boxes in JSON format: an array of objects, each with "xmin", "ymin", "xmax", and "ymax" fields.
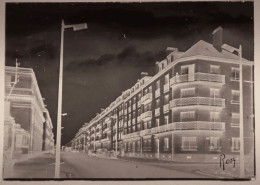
[
  {"xmin": 163, "ymin": 137, "xmax": 169, "ymax": 151},
  {"xmin": 181, "ymin": 137, "xmax": 197, "ymax": 151}
]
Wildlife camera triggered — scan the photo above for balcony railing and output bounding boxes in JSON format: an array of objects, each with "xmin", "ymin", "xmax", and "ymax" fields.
[
  {"xmin": 170, "ymin": 73, "xmax": 225, "ymax": 86},
  {"xmin": 163, "ymin": 104, "xmax": 169, "ymax": 113},
  {"xmin": 141, "ymin": 111, "xmax": 152, "ymax": 120},
  {"xmin": 164, "ymin": 83, "xmax": 169, "ymax": 92},
  {"xmin": 151, "ymin": 124, "xmax": 167, "ymax": 134},
  {"xmin": 121, "ymin": 131, "xmax": 140, "ymax": 139},
  {"xmin": 141, "ymin": 93, "xmax": 152, "ymax": 104},
  {"xmin": 155, "ymin": 108, "xmax": 160, "ymax": 116},
  {"xmin": 152, "ymin": 121, "xmax": 225, "ymax": 134},
  {"xmin": 140, "ymin": 129, "xmax": 151, "ymax": 136},
  {"xmin": 155, "ymin": 89, "xmax": 160, "ymax": 98},
  {"xmin": 170, "ymin": 97, "xmax": 225, "ymax": 108}
]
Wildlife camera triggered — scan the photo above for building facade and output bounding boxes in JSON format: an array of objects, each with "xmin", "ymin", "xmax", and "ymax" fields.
[
  {"xmin": 72, "ymin": 27, "xmax": 254, "ymax": 163},
  {"xmin": 4, "ymin": 66, "xmax": 54, "ymax": 158}
]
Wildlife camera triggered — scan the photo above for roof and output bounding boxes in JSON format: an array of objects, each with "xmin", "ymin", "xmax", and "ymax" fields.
[{"xmin": 180, "ymin": 40, "xmax": 248, "ymax": 61}]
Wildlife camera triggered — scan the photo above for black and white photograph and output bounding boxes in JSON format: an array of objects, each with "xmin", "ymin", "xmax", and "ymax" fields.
[{"xmin": 2, "ymin": 0, "xmax": 256, "ymax": 181}]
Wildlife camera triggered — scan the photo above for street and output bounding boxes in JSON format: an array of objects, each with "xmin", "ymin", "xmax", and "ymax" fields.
[{"xmin": 61, "ymin": 152, "xmax": 208, "ymax": 179}]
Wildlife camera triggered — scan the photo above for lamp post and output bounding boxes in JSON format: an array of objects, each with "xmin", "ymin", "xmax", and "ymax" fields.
[
  {"xmin": 222, "ymin": 44, "xmax": 244, "ymax": 177},
  {"xmin": 55, "ymin": 19, "xmax": 87, "ymax": 178}
]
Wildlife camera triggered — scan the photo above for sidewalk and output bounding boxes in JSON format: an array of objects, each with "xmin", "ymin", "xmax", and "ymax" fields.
[
  {"xmin": 3, "ymin": 152, "xmax": 74, "ymax": 179},
  {"xmin": 116, "ymin": 156, "xmax": 255, "ymax": 179}
]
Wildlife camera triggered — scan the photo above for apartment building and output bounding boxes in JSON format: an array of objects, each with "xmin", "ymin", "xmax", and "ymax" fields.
[
  {"xmin": 72, "ymin": 27, "xmax": 254, "ymax": 163},
  {"xmin": 4, "ymin": 66, "xmax": 54, "ymax": 157}
]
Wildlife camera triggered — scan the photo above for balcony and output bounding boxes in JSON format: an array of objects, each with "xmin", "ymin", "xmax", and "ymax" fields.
[
  {"xmin": 170, "ymin": 97, "xmax": 225, "ymax": 108},
  {"xmin": 170, "ymin": 73, "xmax": 225, "ymax": 86},
  {"xmin": 155, "ymin": 89, "xmax": 160, "ymax": 98},
  {"xmin": 141, "ymin": 111, "xmax": 152, "ymax": 120},
  {"xmin": 141, "ymin": 93, "xmax": 152, "ymax": 104},
  {"xmin": 164, "ymin": 83, "xmax": 169, "ymax": 92},
  {"xmin": 137, "ymin": 116, "xmax": 141, "ymax": 123},
  {"xmin": 152, "ymin": 121, "xmax": 225, "ymax": 134},
  {"xmin": 155, "ymin": 108, "xmax": 160, "ymax": 116},
  {"xmin": 163, "ymin": 104, "xmax": 169, "ymax": 113},
  {"xmin": 151, "ymin": 124, "xmax": 167, "ymax": 134},
  {"xmin": 121, "ymin": 131, "xmax": 140, "ymax": 139},
  {"xmin": 140, "ymin": 129, "xmax": 151, "ymax": 136}
]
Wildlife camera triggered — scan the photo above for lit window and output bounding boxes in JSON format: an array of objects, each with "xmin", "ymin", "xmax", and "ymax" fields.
[
  {"xmin": 232, "ymin": 138, "xmax": 240, "ymax": 152},
  {"xmin": 210, "ymin": 88, "xmax": 220, "ymax": 98},
  {"xmin": 164, "ymin": 94, "xmax": 169, "ymax": 104},
  {"xmin": 181, "ymin": 65, "xmax": 189, "ymax": 74},
  {"xmin": 231, "ymin": 67, "xmax": 240, "ymax": 81},
  {"xmin": 210, "ymin": 112, "xmax": 220, "ymax": 122},
  {"xmin": 181, "ymin": 137, "xmax": 197, "ymax": 151},
  {"xmin": 163, "ymin": 138, "xmax": 169, "ymax": 151},
  {"xmin": 156, "ymin": 99, "xmax": 160, "ymax": 108},
  {"xmin": 231, "ymin": 113, "xmax": 240, "ymax": 127},
  {"xmin": 180, "ymin": 111, "xmax": 195, "ymax": 121},
  {"xmin": 164, "ymin": 116, "xmax": 169, "ymax": 125},
  {"xmin": 210, "ymin": 65, "xmax": 220, "ymax": 74},
  {"xmin": 164, "ymin": 74, "xmax": 169, "ymax": 84},
  {"xmin": 231, "ymin": 90, "xmax": 240, "ymax": 104},
  {"xmin": 181, "ymin": 88, "xmax": 195, "ymax": 98},
  {"xmin": 156, "ymin": 80, "xmax": 160, "ymax": 90},
  {"xmin": 209, "ymin": 137, "xmax": 221, "ymax": 151},
  {"xmin": 156, "ymin": 118, "xmax": 160, "ymax": 127}
]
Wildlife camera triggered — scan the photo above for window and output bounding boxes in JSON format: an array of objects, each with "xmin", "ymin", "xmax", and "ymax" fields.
[
  {"xmin": 180, "ymin": 111, "xmax": 195, "ymax": 121},
  {"xmin": 156, "ymin": 99, "xmax": 160, "ymax": 108},
  {"xmin": 181, "ymin": 65, "xmax": 189, "ymax": 74},
  {"xmin": 156, "ymin": 118, "xmax": 160, "ymax": 127},
  {"xmin": 132, "ymin": 125, "xmax": 135, "ymax": 132},
  {"xmin": 147, "ymin": 121, "xmax": 152, "ymax": 129},
  {"xmin": 164, "ymin": 116, "xmax": 169, "ymax": 125},
  {"xmin": 164, "ymin": 74, "xmax": 169, "ymax": 84},
  {"xmin": 210, "ymin": 65, "xmax": 220, "ymax": 74},
  {"xmin": 181, "ymin": 88, "xmax": 195, "ymax": 98},
  {"xmin": 137, "ymin": 141, "xmax": 141, "ymax": 152},
  {"xmin": 132, "ymin": 141, "xmax": 135, "ymax": 152},
  {"xmin": 231, "ymin": 113, "xmax": 240, "ymax": 127},
  {"xmin": 163, "ymin": 138, "xmax": 169, "ymax": 151},
  {"xmin": 210, "ymin": 112, "xmax": 220, "ymax": 122},
  {"xmin": 128, "ymin": 142, "xmax": 132, "ymax": 152},
  {"xmin": 231, "ymin": 90, "xmax": 240, "ymax": 104},
  {"xmin": 209, "ymin": 137, "xmax": 221, "ymax": 151},
  {"xmin": 232, "ymin": 138, "xmax": 240, "ymax": 152},
  {"xmin": 210, "ymin": 88, "xmax": 220, "ymax": 98},
  {"xmin": 181, "ymin": 137, "xmax": 197, "ymax": 151},
  {"xmin": 156, "ymin": 80, "xmax": 160, "ymax": 90},
  {"xmin": 231, "ymin": 67, "xmax": 240, "ymax": 80},
  {"xmin": 164, "ymin": 94, "xmax": 169, "ymax": 104},
  {"xmin": 136, "ymin": 124, "xmax": 141, "ymax": 131}
]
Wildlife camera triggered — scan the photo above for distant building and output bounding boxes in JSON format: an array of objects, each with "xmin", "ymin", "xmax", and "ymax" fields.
[
  {"xmin": 72, "ymin": 27, "xmax": 254, "ymax": 163},
  {"xmin": 42, "ymin": 109, "xmax": 54, "ymax": 151},
  {"xmin": 4, "ymin": 66, "xmax": 54, "ymax": 158}
]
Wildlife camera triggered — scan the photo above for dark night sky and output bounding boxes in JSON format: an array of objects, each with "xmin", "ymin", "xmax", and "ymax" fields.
[{"xmin": 5, "ymin": 2, "xmax": 254, "ymax": 145}]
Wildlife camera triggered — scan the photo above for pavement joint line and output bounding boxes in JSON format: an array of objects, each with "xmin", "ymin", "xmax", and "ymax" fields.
[{"xmin": 49, "ymin": 161, "xmax": 64, "ymax": 165}]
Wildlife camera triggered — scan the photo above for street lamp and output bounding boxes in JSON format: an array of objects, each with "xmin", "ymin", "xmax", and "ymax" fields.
[
  {"xmin": 111, "ymin": 115, "xmax": 118, "ymax": 157},
  {"xmin": 55, "ymin": 19, "xmax": 87, "ymax": 178},
  {"xmin": 222, "ymin": 44, "xmax": 244, "ymax": 177}
]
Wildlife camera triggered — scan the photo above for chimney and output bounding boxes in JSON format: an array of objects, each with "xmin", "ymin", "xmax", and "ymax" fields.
[
  {"xmin": 140, "ymin": 72, "xmax": 148, "ymax": 78},
  {"xmin": 212, "ymin": 26, "xmax": 223, "ymax": 52},
  {"xmin": 166, "ymin": 47, "xmax": 178, "ymax": 56}
]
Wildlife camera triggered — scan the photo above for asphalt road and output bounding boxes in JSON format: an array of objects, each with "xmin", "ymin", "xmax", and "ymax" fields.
[{"xmin": 61, "ymin": 152, "xmax": 208, "ymax": 179}]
